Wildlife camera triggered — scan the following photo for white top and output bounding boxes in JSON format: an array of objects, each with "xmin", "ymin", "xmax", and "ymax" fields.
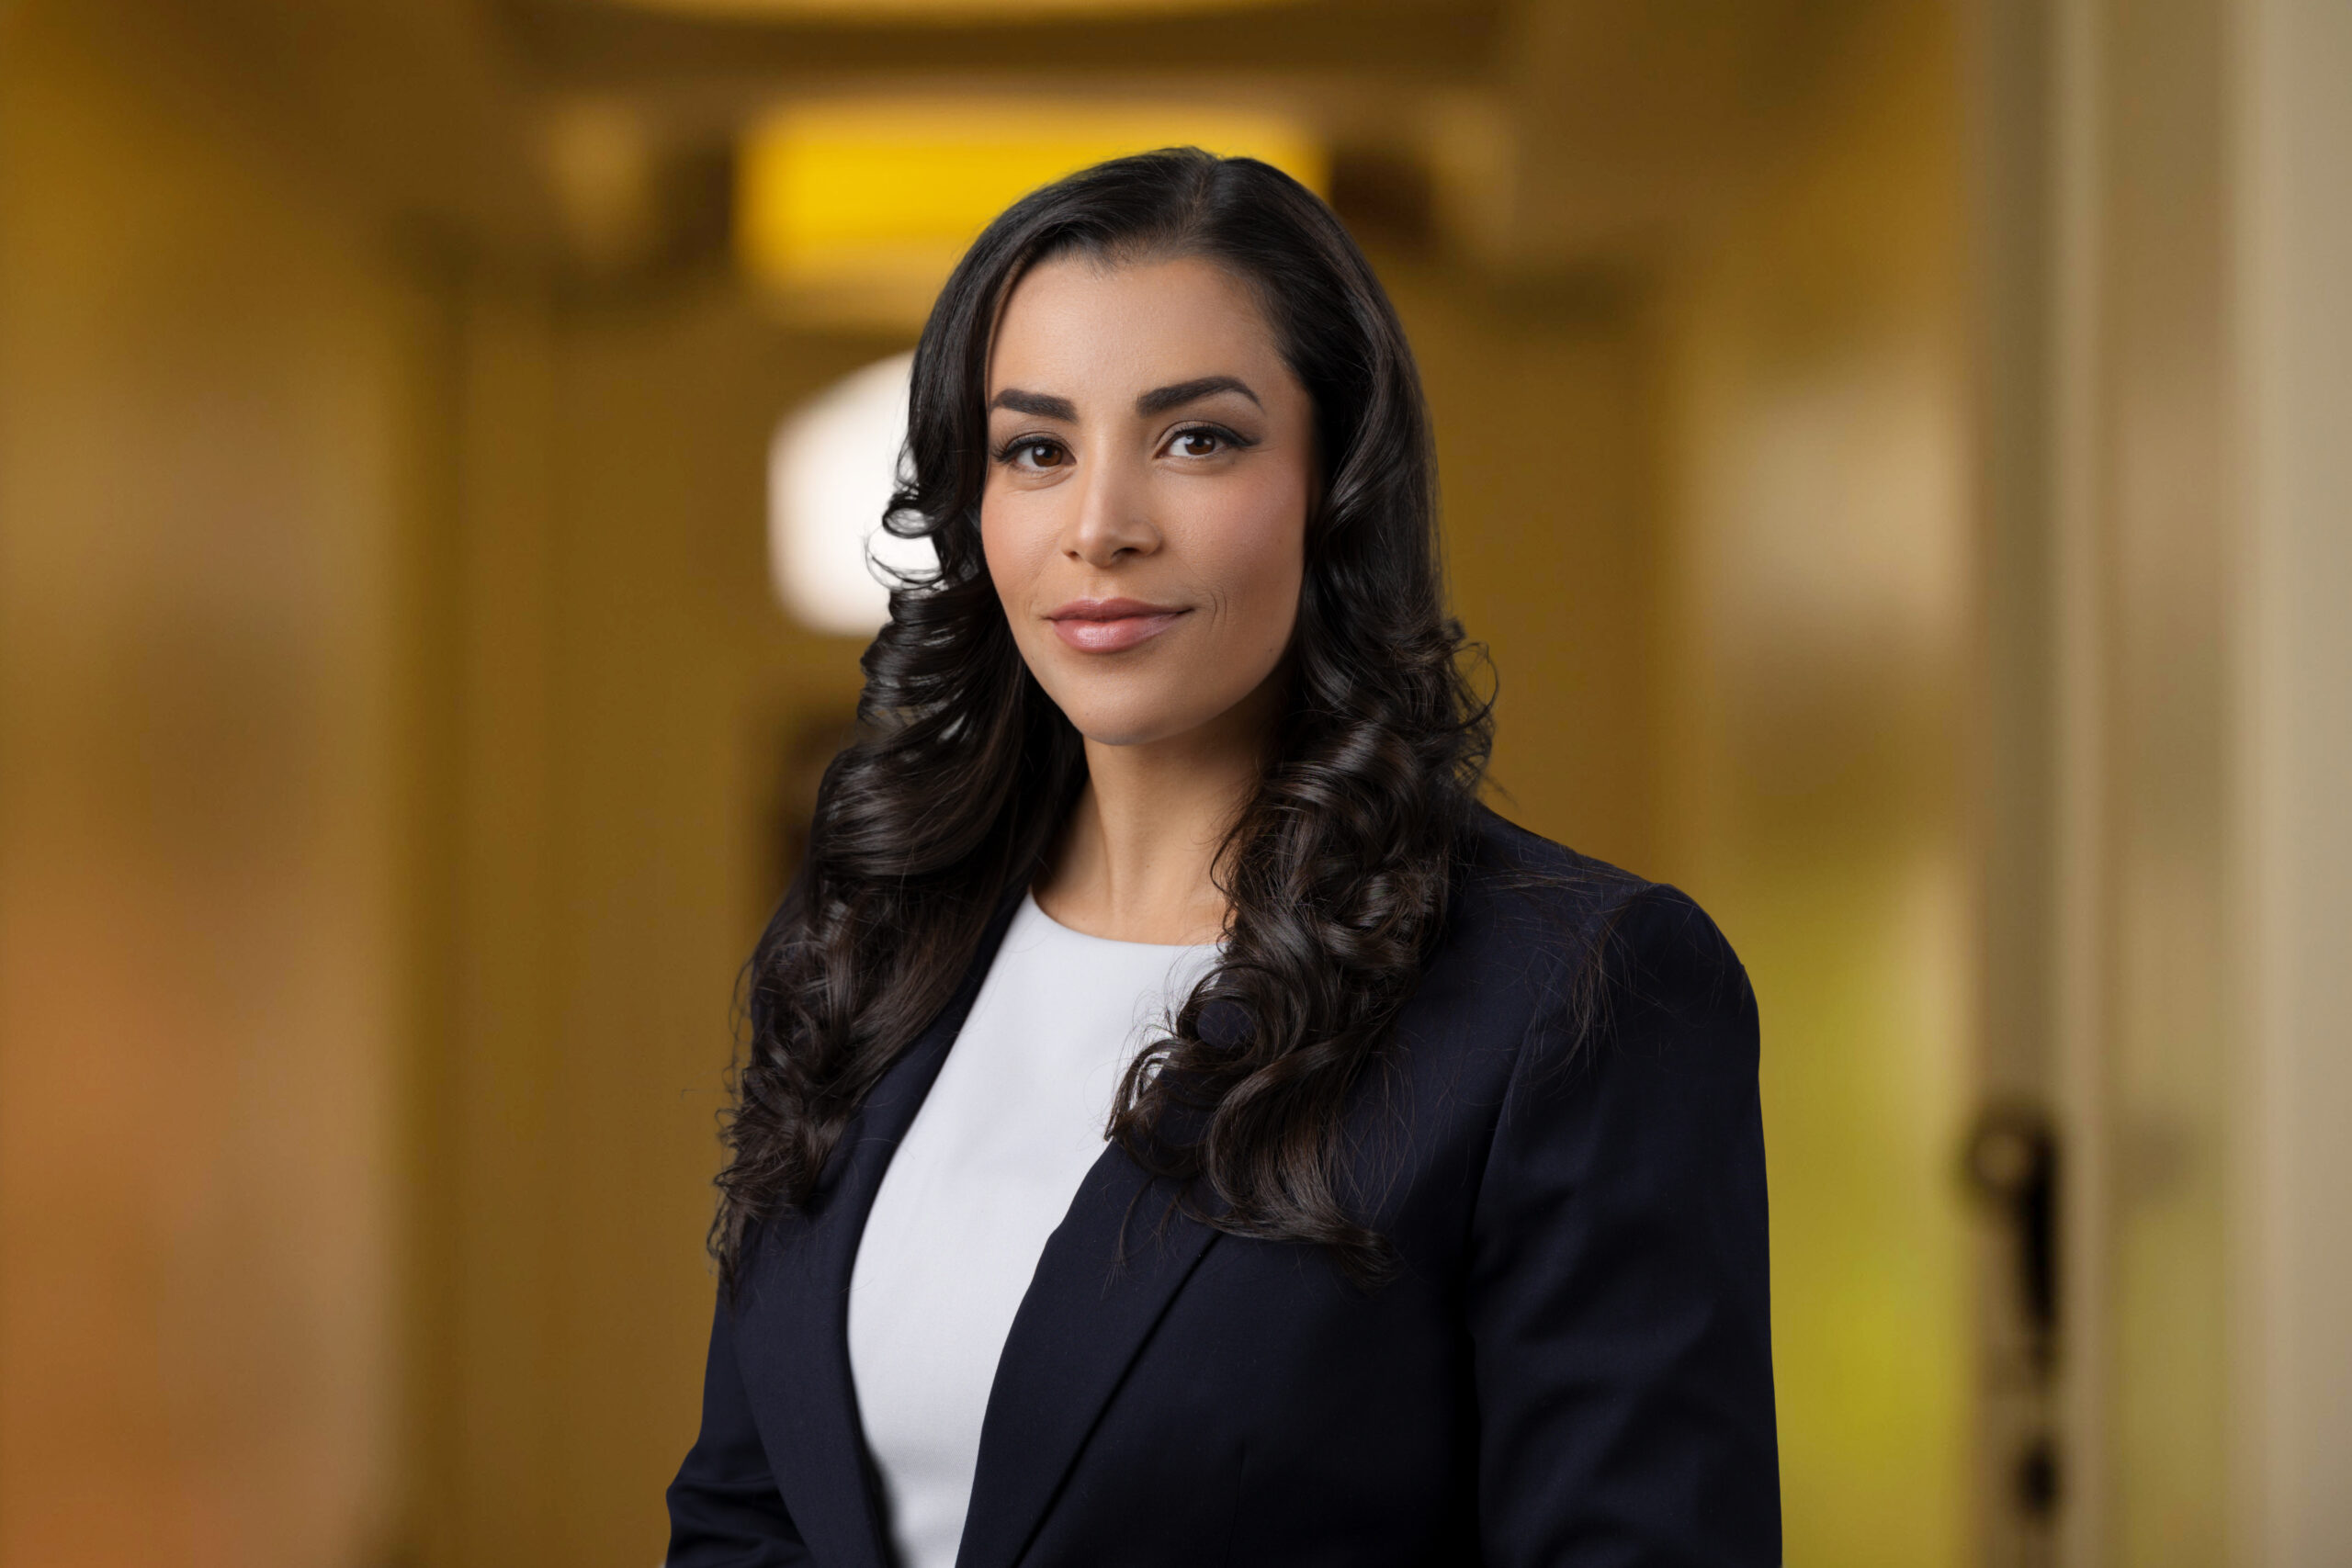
[{"xmin": 845, "ymin": 892, "xmax": 1219, "ymax": 1568}]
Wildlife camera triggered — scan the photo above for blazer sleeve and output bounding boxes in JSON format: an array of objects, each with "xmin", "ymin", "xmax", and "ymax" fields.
[
  {"xmin": 1466, "ymin": 882, "xmax": 1781, "ymax": 1566},
  {"xmin": 665, "ymin": 1286, "xmax": 812, "ymax": 1567}
]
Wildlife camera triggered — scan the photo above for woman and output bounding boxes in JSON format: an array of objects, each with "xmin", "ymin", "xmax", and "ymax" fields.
[{"xmin": 668, "ymin": 149, "xmax": 1777, "ymax": 1567}]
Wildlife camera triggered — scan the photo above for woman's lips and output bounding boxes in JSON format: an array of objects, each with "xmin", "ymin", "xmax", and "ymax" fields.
[{"xmin": 1046, "ymin": 598, "xmax": 1190, "ymax": 653}]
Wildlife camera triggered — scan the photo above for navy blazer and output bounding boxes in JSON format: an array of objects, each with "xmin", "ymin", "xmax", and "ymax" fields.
[{"xmin": 667, "ymin": 808, "xmax": 1779, "ymax": 1567}]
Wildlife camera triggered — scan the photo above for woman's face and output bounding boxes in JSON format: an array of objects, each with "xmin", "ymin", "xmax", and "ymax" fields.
[{"xmin": 980, "ymin": 252, "xmax": 1315, "ymax": 750}]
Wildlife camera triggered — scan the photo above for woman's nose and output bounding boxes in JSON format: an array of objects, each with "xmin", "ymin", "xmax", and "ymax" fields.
[{"xmin": 1064, "ymin": 453, "xmax": 1161, "ymax": 567}]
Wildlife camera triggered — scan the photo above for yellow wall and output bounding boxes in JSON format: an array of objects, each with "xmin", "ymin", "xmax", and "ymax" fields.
[
  {"xmin": 1403, "ymin": 270, "xmax": 1661, "ymax": 874},
  {"xmin": 0, "ymin": 6, "xmax": 431, "ymax": 1562},
  {"xmin": 407, "ymin": 278, "xmax": 910, "ymax": 1562},
  {"xmin": 1656, "ymin": 6, "xmax": 1974, "ymax": 1562}
]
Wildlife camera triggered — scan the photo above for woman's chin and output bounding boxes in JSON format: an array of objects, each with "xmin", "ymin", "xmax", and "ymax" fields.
[
  {"xmin": 1058, "ymin": 698, "xmax": 1235, "ymax": 752},
  {"xmin": 1067, "ymin": 716, "xmax": 1193, "ymax": 750}
]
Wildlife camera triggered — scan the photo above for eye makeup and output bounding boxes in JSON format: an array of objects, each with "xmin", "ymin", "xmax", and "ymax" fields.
[{"xmin": 988, "ymin": 422, "xmax": 1260, "ymax": 472}]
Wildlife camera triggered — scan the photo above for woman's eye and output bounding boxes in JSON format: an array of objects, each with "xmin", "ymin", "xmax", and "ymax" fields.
[
  {"xmin": 1006, "ymin": 439, "xmax": 1068, "ymax": 469},
  {"xmin": 1171, "ymin": 429, "xmax": 1225, "ymax": 457}
]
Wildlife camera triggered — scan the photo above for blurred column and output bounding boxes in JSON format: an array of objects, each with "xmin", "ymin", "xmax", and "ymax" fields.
[
  {"xmin": 2029, "ymin": 0, "xmax": 2352, "ymax": 1562},
  {"xmin": 2235, "ymin": 0, "xmax": 2352, "ymax": 1561}
]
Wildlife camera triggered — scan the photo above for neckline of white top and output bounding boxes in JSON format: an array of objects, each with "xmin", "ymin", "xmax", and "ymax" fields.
[{"xmin": 1017, "ymin": 887, "xmax": 1222, "ymax": 954}]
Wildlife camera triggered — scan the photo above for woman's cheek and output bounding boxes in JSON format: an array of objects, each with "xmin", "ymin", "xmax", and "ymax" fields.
[
  {"xmin": 1235, "ymin": 492, "xmax": 1306, "ymax": 653},
  {"xmin": 978, "ymin": 499, "xmax": 1043, "ymax": 616}
]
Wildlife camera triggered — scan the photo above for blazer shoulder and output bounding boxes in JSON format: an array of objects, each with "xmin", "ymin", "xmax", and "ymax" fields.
[
  {"xmin": 1454, "ymin": 802, "xmax": 1656, "ymax": 942},
  {"xmin": 1453, "ymin": 806, "xmax": 1754, "ymax": 1050},
  {"xmin": 1460, "ymin": 803, "xmax": 1638, "ymax": 887}
]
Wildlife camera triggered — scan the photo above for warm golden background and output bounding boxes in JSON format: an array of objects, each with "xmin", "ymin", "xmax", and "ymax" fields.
[{"xmin": 1, "ymin": 0, "xmax": 2344, "ymax": 1564}]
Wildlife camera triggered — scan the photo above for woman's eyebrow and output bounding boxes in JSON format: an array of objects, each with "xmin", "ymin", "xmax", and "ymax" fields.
[
  {"xmin": 988, "ymin": 388, "xmax": 1078, "ymax": 421},
  {"xmin": 1136, "ymin": 376, "xmax": 1261, "ymax": 416}
]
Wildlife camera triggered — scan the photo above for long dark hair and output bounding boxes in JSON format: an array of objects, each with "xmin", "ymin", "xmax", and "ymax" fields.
[{"xmin": 717, "ymin": 147, "xmax": 1491, "ymax": 1287}]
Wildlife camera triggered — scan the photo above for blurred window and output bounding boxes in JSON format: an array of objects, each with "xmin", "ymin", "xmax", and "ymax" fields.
[{"xmin": 768, "ymin": 351, "xmax": 935, "ymax": 636}]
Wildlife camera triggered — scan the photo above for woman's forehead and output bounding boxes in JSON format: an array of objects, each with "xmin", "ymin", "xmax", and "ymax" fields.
[{"xmin": 984, "ymin": 254, "xmax": 1285, "ymax": 401}]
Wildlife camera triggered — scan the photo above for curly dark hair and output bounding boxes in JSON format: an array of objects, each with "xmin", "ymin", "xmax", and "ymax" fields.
[{"xmin": 715, "ymin": 147, "xmax": 1492, "ymax": 1289}]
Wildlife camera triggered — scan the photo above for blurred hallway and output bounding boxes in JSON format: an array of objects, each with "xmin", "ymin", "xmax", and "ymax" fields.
[{"xmin": 1, "ymin": 1, "xmax": 2344, "ymax": 1565}]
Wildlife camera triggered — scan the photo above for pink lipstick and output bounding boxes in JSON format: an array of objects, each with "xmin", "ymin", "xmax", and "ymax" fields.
[{"xmin": 1045, "ymin": 597, "xmax": 1189, "ymax": 653}]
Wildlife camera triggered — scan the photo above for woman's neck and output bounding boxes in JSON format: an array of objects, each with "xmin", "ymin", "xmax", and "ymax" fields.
[{"xmin": 1032, "ymin": 686, "xmax": 1274, "ymax": 946}]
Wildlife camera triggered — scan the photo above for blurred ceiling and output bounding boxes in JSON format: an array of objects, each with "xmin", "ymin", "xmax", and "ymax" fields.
[
  {"xmin": 736, "ymin": 98, "xmax": 1327, "ymax": 324},
  {"xmin": 594, "ymin": 0, "xmax": 1313, "ymax": 20},
  {"xmin": 68, "ymin": 0, "xmax": 1866, "ymax": 297}
]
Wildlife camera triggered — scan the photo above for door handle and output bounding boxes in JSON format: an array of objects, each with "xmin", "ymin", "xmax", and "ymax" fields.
[
  {"xmin": 1964, "ymin": 1100, "xmax": 2059, "ymax": 1377},
  {"xmin": 1964, "ymin": 1101, "xmax": 2062, "ymax": 1528}
]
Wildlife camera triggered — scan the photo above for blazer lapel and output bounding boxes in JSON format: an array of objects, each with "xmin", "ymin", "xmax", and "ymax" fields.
[
  {"xmin": 731, "ymin": 889, "xmax": 1026, "ymax": 1568},
  {"xmin": 953, "ymin": 1149, "xmax": 1223, "ymax": 1568}
]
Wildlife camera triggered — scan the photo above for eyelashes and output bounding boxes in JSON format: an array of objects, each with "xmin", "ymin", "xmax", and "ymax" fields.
[
  {"xmin": 989, "ymin": 423, "xmax": 1258, "ymax": 471},
  {"xmin": 990, "ymin": 434, "xmax": 1070, "ymax": 469},
  {"xmin": 1167, "ymin": 423, "xmax": 1257, "ymax": 459}
]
